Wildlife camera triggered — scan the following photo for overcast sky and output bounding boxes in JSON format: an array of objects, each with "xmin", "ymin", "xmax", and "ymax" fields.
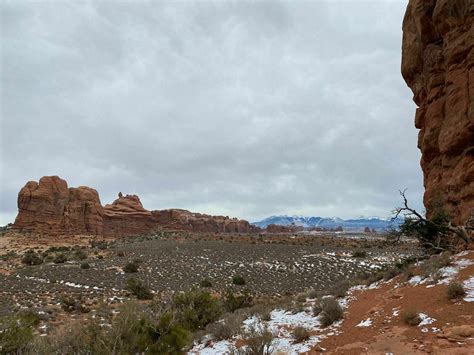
[{"xmin": 0, "ymin": 0, "xmax": 423, "ymax": 225}]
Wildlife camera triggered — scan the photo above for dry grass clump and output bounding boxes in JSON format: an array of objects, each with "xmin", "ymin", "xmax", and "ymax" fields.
[
  {"xmin": 402, "ymin": 309, "xmax": 421, "ymax": 326},
  {"xmin": 319, "ymin": 297, "xmax": 343, "ymax": 328},
  {"xmin": 446, "ymin": 281, "xmax": 466, "ymax": 300},
  {"xmin": 291, "ymin": 326, "xmax": 311, "ymax": 343}
]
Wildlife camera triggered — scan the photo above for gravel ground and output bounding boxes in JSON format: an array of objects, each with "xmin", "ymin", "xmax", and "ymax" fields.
[{"xmin": 0, "ymin": 234, "xmax": 419, "ymax": 318}]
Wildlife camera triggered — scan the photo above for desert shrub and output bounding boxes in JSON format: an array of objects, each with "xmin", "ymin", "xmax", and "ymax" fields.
[
  {"xmin": 0, "ymin": 313, "xmax": 36, "ymax": 353},
  {"xmin": 172, "ymin": 288, "xmax": 223, "ymax": 331},
  {"xmin": 383, "ymin": 266, "xmax": 402, "ymax": 281},
  {"xmin": 200, "ymin": 278, "xmax": 213, "ymax": 288},
  {"xmin": 312, "ymin": 302, "xmax": 322, "ymax": 316},
  {"xmin": 124, "ymin": 261, "xmax": 139, "ymax": 273},
  {"xmin": 154, "ymin": 312, "xmax": 190, "ymax": 353},
  {"xmin": 240, "ymin": 323, "xmax": 275, "ymax": 355},
  {"xmin": 292, "ymin": 326, "xmax": 310, "ymax": 343},
  {"xmin": 54, "ymin": 253, "xmax": 68, "ymax": 264},
  {"xmin": 73, "ymin": 249, "xmax": 87, "ymax": 260},
  {"xmin": 421, "ymin": 252, "xmax": 452, "ymax": 279},
  {"xmin": 223, "ymin": 288, "xmax": 253, "ymax": 312},
  {"xmin": 206, "ymin": 313, "xmax": 245, "ymax": 341},
  {"xmin": 446, "ymin": 281, "xmax": 466, "ymax": 300},
  {"xmin": 320, "ymin": 297, "xmax": 343, "ymax": 328},
  {"xmin": 108, "ymin": 303, "xmax": 160, "ymax": 353},
  {"xmin": 80, "ymin": 262, "xmax": 90, "ymax": 269},
  {"xmin": 60, "ymin": 296, "xmax": 89, "ymax": 313},
  {"xmin": 306, "ymin": 288, "xmax": 320, "ymax": 299},
  {"xmin": 126, "ymin": 277, "xmax": 153, "ymax": 300},
  {"xmin": 402, "ymin": 310, "xmax": 421, "ymax": 326},
  {"xmin": 352, "ymin": 250, "xmax": 367, "ymax": 258},
  {"xmin": 232, "ymin": 275, "xmax": 246, "ymax": 285},
  {"xmin": 21, "ymin": 250, "xmax": 43, "ymax": 265},
  {"xmin": 116, "ymin": 251, "xmax": 125, "ymax": 257},
  {"xmin": 97, "ymin": 255, "xmax": 104, "ymax": 259},
  {"xmin": 250, "ymin": 303, "xmax": 272, "ymax": 322},
  {"xmin": 401, "ymin": 265, "xmax": 415, "ymax": 282},
  {"xmin": 296, "ymin": 293, "xmax": 307, "ymax": 302},
  {"xmin": 364, "ymin": 271, "xmax": 385, "ymax": 286},
  {"xmin": 330, "ymin": 280, "xmax": 351, "ymax": 298},
  {"xmin": 92, "ymin": 240, "xmax": 109, "ymax": 250}
]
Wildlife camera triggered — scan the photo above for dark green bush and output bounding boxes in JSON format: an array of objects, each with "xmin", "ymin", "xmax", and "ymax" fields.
[
  {"xmin": 54, "ymin": 253, "xmax": 68, "ymax": 264},
  {"xmin": 124, "ymin": 261, "xmax": 139, "ymax": 273},
  {"xmin": 0, "ymin": 314, "xmax": 36, "ymax": 353},
  {"xmin": 73, "ymin": 249, "xmax": 87, "ymax": 260},
  {"xmin": 232, "ymin": 275, "xmax": 246, "ymax": 285},
  {"xmin": 80, "ymin": 262, "xmax": 90, "ymax": 269},
  {"xmin": 21, "ymin": 250, "xmax": 43, "ymax": 265},
  {"xmin": 199, "ymin": 278, "xmax": 213, "ymax": 288},
  {"xmin": 223, "ymin": 288, "xmax": 253, "ymax": 312},
  {"xmin": 172, "ymin": 288, "xmax": 223, "ymax": 331},
  {"xmin": 126, "ymin": 277, "xmax": 153, "ymax": 300},
  {"xmin": 60, "ymin": 296, "xmax": 89, "ymax": 313},
  {"xmin": 352, "ymin": 250, "xmax": 367, "ymax": 258}
]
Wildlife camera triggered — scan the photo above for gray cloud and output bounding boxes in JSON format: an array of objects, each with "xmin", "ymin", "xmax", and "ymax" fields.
[{"xmin": 0, "ymin": 0, "xmax": 422, "ymax": 225}]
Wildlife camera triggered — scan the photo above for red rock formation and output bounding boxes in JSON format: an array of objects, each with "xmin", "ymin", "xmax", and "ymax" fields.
[
  {"xmin": 102, "ymin": 193, "xmax": 156, "ymax": 238},
  {"xmin": 265, "ymin": 224, "xmax": 304, "ymax": 233},
  {"xmin": 402, "ymin": 0, "xmax": 474, "ymax": 225},
  {"xmin": 14, "ymin": 176, "xmax": 103, "ymax": 235},
  {"xmin": 13, "ymin": 176, "xmax": 259, "ymax": 237},
  {"xmin": 152, "ymin": 209, "xmax": 260, "ymax": 233}
]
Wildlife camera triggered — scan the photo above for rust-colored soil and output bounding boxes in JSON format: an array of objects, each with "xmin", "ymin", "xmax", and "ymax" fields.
[{"xmin": 311, "ymin": 252, "xmax": 474, "ymax": 354}]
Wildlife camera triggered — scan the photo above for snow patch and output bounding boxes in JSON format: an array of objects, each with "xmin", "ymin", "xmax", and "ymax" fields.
[
  {"xmin": 463, "ymin": 276, "xmax": 474, "ymax": 302},
  {"xmin": 356, "ymin": 318, "xmax": 372, "ymax": 327},
  {"xmin": 418, "ymin": 313, "xmax": 435, "ymax": 326}
]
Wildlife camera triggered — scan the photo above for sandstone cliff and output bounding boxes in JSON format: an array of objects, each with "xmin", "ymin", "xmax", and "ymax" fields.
[
  {"xmin": 402, "ymin": 0, "xmax": 474, "ymax": 225},
  {"xmin": 14, "ymin": 176, "xmax": 103, "ymax": 235},
  {"xmin": 13, "ymin": 176, "xmax": 259, "ymax": 237}
]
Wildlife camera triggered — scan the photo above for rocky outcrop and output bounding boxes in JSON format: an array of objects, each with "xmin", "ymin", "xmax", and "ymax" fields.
[
  {"xmin": 401, "ymin": 0, "xmax": 474, "ymax": 225},
  {"xmin": 265, "ymin": 224, "xmax": 304, "ymax": 234},
  {"xmin": 102, "ymin": 193, "xmax": 155, "ymax": 238},
  {"xmin": 13, "ymin": 176, "xmax": 259, "ymax": 237},
  {"xmin": 14, "ymin": 176, "xmax": 103, "ymax": 235},
  {"xmin": 152, "ymin": 209, "xmax": 260, "ymax": 233}
]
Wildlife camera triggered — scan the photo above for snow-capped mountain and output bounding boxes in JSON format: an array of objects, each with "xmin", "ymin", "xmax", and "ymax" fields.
[{"xmin": 252, "ymin": 215, "xmax": 403, "ymax": 231}]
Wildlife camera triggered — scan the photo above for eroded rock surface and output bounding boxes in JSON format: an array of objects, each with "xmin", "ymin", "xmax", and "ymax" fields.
[
  {"xmin": 402, "ymin": 0, "xmax": 474, "ymax": 225},
  {"xmin": 14, "ymin": 176, "xmax": 103, "ymax": 235},
  {"xmin": 13, "ymin": 176, "xmax": 259, "ymax": 237}
]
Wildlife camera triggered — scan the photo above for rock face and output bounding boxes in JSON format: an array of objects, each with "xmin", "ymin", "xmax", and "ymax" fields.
[
  {"xmin": 402, "ymin": 0, "xmax": 474, "ymax": 225},
  {"xmin": 152, "ymin": 209, "xmax": 260, "ymax": 233},
  {"xmin": 14, "ymin": 176, "xmax": 103, "ymax": 235},
  {"xmin": 13, "ymin": 176, "xmax": 259, "ymax": 237}
]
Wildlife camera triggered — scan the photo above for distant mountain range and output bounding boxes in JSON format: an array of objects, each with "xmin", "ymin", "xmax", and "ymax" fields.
[{"xmin": 252, "ymin": 215, "xmax": 404, "ymax": 231}]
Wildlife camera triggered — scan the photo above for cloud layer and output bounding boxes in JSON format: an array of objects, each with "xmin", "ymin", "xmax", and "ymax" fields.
[{"xmin": 0, "ymin": 0, "xmax": 422, "ymax": 224}]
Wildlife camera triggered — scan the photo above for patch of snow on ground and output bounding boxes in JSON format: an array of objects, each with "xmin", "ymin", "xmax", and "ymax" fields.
[
  {"xmin": 418, "ymin": 313, "xmax": 436, "ymax": 326},
  {"xmin": 437, "ymin": 259, "xmax": 474, "ymax": 285},
  {"xmin": 463, "ymin": 276, "xmax": 474, "ymax": 302},
  {"xmin": 408, "ymin": 275, "xmax": 425, "ymax": 286},
  {"xmin": 356, "ymin": 318, "xmax": 372, "ymax": 327}
]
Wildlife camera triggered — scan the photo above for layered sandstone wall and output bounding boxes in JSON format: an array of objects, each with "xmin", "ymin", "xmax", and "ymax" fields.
[
  {"xmin": 14, "ymin": 176, "xmax": 103, "ymax": 235},
  {"xmin": 12, "ymin": 176, "xmax": 259, "ymax": 237},
  {"xmin": 402, "ymin": 0, "xmax": 474, "ymax": 225}
]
